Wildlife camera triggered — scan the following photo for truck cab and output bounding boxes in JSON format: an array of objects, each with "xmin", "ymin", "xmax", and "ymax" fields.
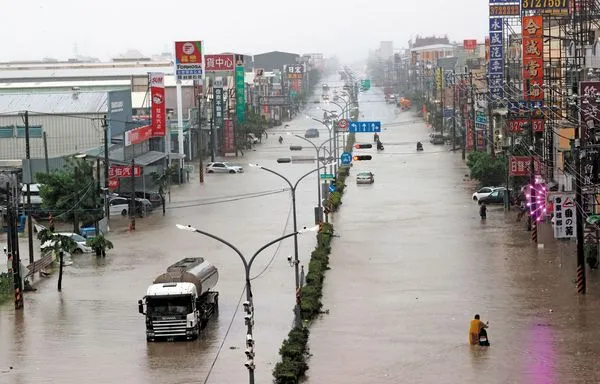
[{"xmin": 138, "ymin": 258, "xmax": 219, "ymax": 342}]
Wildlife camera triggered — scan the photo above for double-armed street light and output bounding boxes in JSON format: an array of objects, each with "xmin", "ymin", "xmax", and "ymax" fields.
[
  {"xmin": 248, "ymin": 161, "xmax": 334, "ymax": 328},
  {"xmin": 175, "ymin": 224, "xmax": 318, "ymax": 384}
]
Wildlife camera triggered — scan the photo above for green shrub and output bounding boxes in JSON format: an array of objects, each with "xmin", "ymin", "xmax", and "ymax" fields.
[{"xmin": 0, "ymin": 273, "xmax": 13, "ymax": 305}]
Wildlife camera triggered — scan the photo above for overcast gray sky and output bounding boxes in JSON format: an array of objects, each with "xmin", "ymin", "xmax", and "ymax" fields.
[{"xmin": 2, "ymin": 0, "xmax": 488, "ymax": 62}]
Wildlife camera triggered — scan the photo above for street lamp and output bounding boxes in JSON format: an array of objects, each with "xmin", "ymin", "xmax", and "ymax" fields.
[
  {"xmin": 287, "ymin": 133, "xmax": 335, "ymax": 224},
  {"xmin": 175, "ymin": 224, "xmax": 318, "ymax": 384},
  {"xmin": 248, "ymin": 161, "xmax": 334, "ymax": 327}
]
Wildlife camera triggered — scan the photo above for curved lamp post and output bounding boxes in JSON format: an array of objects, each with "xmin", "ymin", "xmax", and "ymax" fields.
[
  {"xmin": 249, "ymin": 162, "xmax": 334, "ymax": 327},
  {"xmin": 176, "ymin": 224, "xmax": 318, "ymax": 384}
]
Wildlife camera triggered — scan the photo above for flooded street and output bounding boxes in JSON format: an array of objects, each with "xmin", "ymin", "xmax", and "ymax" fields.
[
  {"xmin": 308, "ymin": 88, "xmax": 600, "ymax": 383},
  {"xmin": 0, "ymin": 83, "xmax": 342, "ymax": 383}
]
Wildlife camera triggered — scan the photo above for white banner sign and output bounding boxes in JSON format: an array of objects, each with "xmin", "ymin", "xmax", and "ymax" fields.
[{"xmin": 553, "ymin": 193, "xmax": 576, "ymax": 239}]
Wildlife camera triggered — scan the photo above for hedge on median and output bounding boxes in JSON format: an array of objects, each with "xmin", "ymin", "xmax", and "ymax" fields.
[{"xmin": 273, "ymin": 116, "xmax": 358, "ymax": 384}]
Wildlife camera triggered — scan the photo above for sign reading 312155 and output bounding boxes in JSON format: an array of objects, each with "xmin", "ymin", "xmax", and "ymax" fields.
[{"xmin": 522, "ymin": 0, "xmax": 568, "ymax": 10}]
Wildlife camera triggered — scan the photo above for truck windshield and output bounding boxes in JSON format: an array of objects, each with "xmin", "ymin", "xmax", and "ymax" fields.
[{"xmin": 146, "ymin": 296, "xmax": 192, "ymax": 315}]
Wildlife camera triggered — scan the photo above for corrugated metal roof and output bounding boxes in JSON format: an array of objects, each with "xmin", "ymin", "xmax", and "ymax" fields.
[
  {"xmin": 0, "ymin": 66, "xmax": 175, "ymax": 80},
  {"xmin": 0, "ymin": 79, "xmax": 131, "ymax": 89},
  {"xmin": 0, "ymin": 92, "xmax": 108, "ymax": 114}
]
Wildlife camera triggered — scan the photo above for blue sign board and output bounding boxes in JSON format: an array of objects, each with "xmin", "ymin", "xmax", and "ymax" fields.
[
  {"xmin": 340, "ymin": 152, "xmax": 352, "ymax": 165},
  {"xmin": 329, "ymin": 184, "xmax": 337, "ymax": 193},
  {"xmin": 488, "ymin": 16, "xmax": 504, "ymax": 101},
  {"xmin": 348, "ymin": 121, "xmax": 381, "ymax": 133}
]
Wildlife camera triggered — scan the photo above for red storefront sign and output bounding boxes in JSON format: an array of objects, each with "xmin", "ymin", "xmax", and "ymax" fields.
[
  {"xmin": 463, "ymin": 39, "xmax": 477, "ymax": 50},
  {"xmin": 509, "ymin": 156, "xmax": 545, "ymax": 176},
  {"xmin": 125, "ymin": 125, "xmax": 152, "ymax": 146},
  {"xmin": 507, "ymin": 119, "xmax": 545, "ymax": 133},
  {"xmin": 175, "ymin": 41, "xmax": 202, "ymax": 64},
  {"xmin": 222, "ymin": 119, "xmax": 235, "ymax": 154},
  {"xmin": 149, "ymin": 72, "xmax": 166, "ymax": 137},
  {"xmin": 522, "ymin": 16, "xmax": 544, "ymax": 100},
  {"xmin": 109, "ymin": 165, "xmax": 142, "ymax": 178},
  {"xmin": 108, "ymin": 178, "xmax": 119, "ymax": 190},
  {"xmin": 205, "ymin": 54, "xmax": 235, "ymax": 71}
]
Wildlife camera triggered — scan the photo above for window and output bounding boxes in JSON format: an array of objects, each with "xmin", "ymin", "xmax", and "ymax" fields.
[
  {"xmin": 16, "ymin": 126, "xmax": 43, "ymax": 138},
  {"xmin": 490, "ymin": 191, "xmax": 499, "ymax": 198},
  {"xmin": 0, "ymin": 126, "xmax": 13, "ymax": 138}
]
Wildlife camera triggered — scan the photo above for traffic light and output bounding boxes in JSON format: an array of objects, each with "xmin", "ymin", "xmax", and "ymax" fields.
[
  {"xmin": 354, "ymin": 143, "xmax": 373, "ymax": 149},
  {"xmin": 353, "ymin": 155, "xmax": 372, "ymax": 161}
]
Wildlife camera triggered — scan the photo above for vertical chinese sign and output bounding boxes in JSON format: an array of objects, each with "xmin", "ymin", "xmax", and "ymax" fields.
[
  {"xmin": 149, "ymin": 72, "xmax": 166, "ymax": 137},
  {"xmin": 174, "ymin": 41, "xmax": 203, "ymax": 81},
  {"xmin": 579, "ymin": 81, "xmax": 600, "ymax": 244},
  {"xmin": 285, "ymin": 64, "xmax": 304, "ymax": 94},
  {"xmin": 235, "ymin": 54, "xmax": 246, "ymax": 124},
  {"xmin": 213, "ymin": 86, "xmax": 224, "ymax": 128},
  {"xmin": 488, "ymin": 16, "xmax": 504, "ymax": 101},
  {"xmin": 222, "ymin": 119, "xmax": 235, "ymax": 154},
  {"xmin": 522, "ymin": 16, "xmax": 544, "ymax": 101}
]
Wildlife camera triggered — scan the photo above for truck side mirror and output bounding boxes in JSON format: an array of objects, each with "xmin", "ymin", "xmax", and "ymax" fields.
[{"xmin": 138, "ymin": 299, "xmax": 145, "ymax": 314}]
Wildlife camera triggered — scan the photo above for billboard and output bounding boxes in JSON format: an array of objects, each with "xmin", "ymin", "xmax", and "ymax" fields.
[
  {"xmin": 222, "ymin": 119, "xmax": 235, "ymax": 154},
  {"xmin": 149, "ymin": 72, "xmax": 166, "ymax": 137},
  {"xmin": 463, "ymin": 39, "xmax": 477, "ymax": 50},
  {"xmin": 509, "ymin": 156, "xmax": 545, "ymax": 176},
  {"xmin": 488, "ymin": 17, "xmax": 504, "ymax": 100},
  {"xmin": 507, "ymin": 118, "xmax": 545, "ymax": 133},
  {"xmin": 125, "ymin": 125, "xmax": 152, "ymax": 146},
  {"xmin": 522, "ymin": 16, "xmax": 544, "ymax": 100},
  {"xmin": 552, "ymin": 193, "xmax": 576, "ymax": 239},
  {"xmin": 174, "ymin": 41, "xmax": 203, "ymax": 80},
  {"xmin": 205, "ymin": 54, "xmax": 234, "ymax": 72},
  {"xmin": 107, "ymin": 90, "xmax": 133, "ymax": 139},
  {"xmin": 284, "ymin": 64, "xmax": 304, "ymax": 80},
  {"xmin": 235, "ymin": 64, "xmax": 246, "ymax": 124}
]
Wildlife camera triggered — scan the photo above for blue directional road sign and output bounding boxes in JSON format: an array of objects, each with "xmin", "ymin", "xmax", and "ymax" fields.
[
  {"xmin": 340, "ymin": 152, "xmax": 352, "ymax": 165},
  {"xmin": 329, "ymin": 184, "xmax": 337, "ymax": 193},
  {"xmin": 348, "ymin": 121, "xmax": 381, "ymax": 133}
]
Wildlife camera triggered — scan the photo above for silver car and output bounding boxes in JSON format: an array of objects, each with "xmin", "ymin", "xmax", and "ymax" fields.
[
  {"xmin": 356, "ymin": 171, "xmax": 375, "ymax": 184},
  {"xmin": 206, "ymin": 162, "xmax": 244, "ymax": 174}
]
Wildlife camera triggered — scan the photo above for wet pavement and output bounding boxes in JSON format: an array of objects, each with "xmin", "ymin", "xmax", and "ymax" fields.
[
  {"xmin": 308, "ymin": 87, "xmax": 600, "ymax": 383},
  {"xmin": 0, "ymin": 76, "xmax": 346, "ymax": 383}
]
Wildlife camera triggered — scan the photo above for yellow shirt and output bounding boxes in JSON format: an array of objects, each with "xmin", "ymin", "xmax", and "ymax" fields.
[{"xmin": 469, "ymin": 319, "xmax": 486, "ymax": 344}]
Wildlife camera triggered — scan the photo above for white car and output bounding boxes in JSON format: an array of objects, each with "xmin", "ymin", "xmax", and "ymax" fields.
[
  {"xmin": 472, "ymin": 186, "xmax": 497, "ymax": 201},
  {"xmin": 57, "ymin": 232, "xmax": 93, "ymax": 254},
  {"xmin": 356, "ymin": 171, "xmax": 375, "ymax": 184},
  {"xmin": 109, "ymin": 197, "xmax": 130, "ymax": 216},
  {"xmin": 206, "ymin": 162, "xmax": 244, "ymax": 174}
]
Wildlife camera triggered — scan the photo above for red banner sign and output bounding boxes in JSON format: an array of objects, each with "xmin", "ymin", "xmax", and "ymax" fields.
[
  {"xmin": 509, "ymin": 156, "xmax": 545, "ymax": 177},
  {"xmin": 205, "ymin": 54, "xmax": 234, "ymax": 71},
  {"xmin": 125, "ymin": 125, "xmax": 152, "ymax": 146},
  {"xmin": 149, "ymin": 72, "xmax": 166, "ymax": 137},
  {"xmin": 522, "ymin": 16, "xmax": 544, "ymax": 100},
  {"xmin": 174, "ymin": 41, "xmax": 202, "ymax": 64},
  {"xmin": 109, "ymin": 165, "xmax": 142, "ymax": 178},
  {"xmin": 463, "ymin": 39, "xmax": 477, "ymax": 50},
  {"xmin": 222, "ymin": 119, "xmax": 235, "ymax": 154},
  {"xmin": 507, "ymin": 119, "xmax": 545, "ymax": 133},
  {"xmin": 108, "ymin": 178, "xmax": 119, "ymax": 190}
]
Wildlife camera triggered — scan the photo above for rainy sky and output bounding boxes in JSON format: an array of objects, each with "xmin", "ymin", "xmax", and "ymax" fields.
[{"xmin": 1, "ymin": 0, "xmax": 488, "ymax": 62}]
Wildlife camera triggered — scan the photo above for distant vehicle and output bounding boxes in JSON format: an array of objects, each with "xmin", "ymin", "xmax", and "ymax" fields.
[
  {"xmin": 206, "ymin": 162, "xmax": 244, "ymax": 174},
  {"xmin": 386, "ymin": 95, "xmax": 397, "ymax": 104},
  {"xmin": 109, "ymin": 197, "xmax": 130, "ymax": 216},
  {"xmin": 472, "ymin": 186, "xmax": 497, "ymax": 201},
  {"xmin": 304, "ymin": 128, "xmax": 320, "ymax": 138},
  {"xmin": 429, "ymin": 133, "xmax": 445, "ymax": 145},
  {"xmin": 322, "ymin": 84, "xmax": 329, "ymax": 91},
  {"xmin": 57, "ymin": 232, "xmax": 93, "ymax": 254},
  {"xmin": 138, "ymin": 257, "xmax": 219, "ymax": 341},
  {"xmin": 356, "ymin": 171, "xmax": 375, "ymax": 184},
  {"xmin": 117, "ymin": 191, "xmax": 162, "ymax": 208},
  {"xmin": 247, "ymin": 133, "xmax": 259, "ymax": 144},
  {"xmin": 478, "ymin": 187, "xmax": 511, "ymax": 205},
  {"xmin": 322, "ymin": 94, "xmax": 329, "ymax": 101}
]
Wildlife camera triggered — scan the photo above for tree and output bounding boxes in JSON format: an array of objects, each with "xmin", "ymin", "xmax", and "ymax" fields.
[
  {"xmin": 150, "ymin": 164, "xmax": 178, "ymax": 215},
  {"xmin": 466, "ymin": 152, "xmax": 508, "ymax": 187},
  {"xmin": 38, "ymin": 229, "xmax": 77, "ymax": 292},
  {"xmin": 36, "ymin": 158, "xmax": 103, "ymax": 233}
]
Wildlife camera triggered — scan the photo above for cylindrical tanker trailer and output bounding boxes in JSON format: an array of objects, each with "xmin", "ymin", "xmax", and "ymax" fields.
[{"xmin": 138, "ymin": 257, "xmax": 219, "ymax": 341}]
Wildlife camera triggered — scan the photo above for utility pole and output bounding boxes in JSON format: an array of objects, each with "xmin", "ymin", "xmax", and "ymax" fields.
[
  {"xmin": 440, "ymin": 68, "xmax": 445, "ymax": 135},
  {"xmin": 460, "ymin": 75, "xmax": 466, "ymax": 160},
  {"xmin": 95, "ymin": 158, "xmax": 101, "ymax": 236},
  {"xmin": 209, "ymin": 117, "xmax": 215, "ymax": 162},
  {"xmin": 42, "ymin": 131, "xmax": 49, "ymax": 174},
  {"xmin": 129, "ymin": 159, "xmax": 136, "ymax": 231},
  {"xmin": 526, "ymin": 79, "xmax": 537, "ymax": 243},
  {"xmin": 102, "ymin": 116, "xmax": 110, "ymax": 221},
  {"xmin": 23, "ymin": 110, "xmax": 34, "ymax": 264},
  {"xmin": 7, "ymin": 182, "xmax": 23, "ymax": 310},
  {"xmin": 452, "ymin": 73, "xmax": 457, "ymax": 151},
  {"xmin": 486, "ymin": 74, "xmax": 496, "ymax": 159},
  {"xmin": 469, "ymin": 71, "xmax": 477, "ymax": 151},
  {"xmin": 197, "ymin": 94, "xmax": 204, "ymax": 183},
  {"xmin": 575, "ymin": 93, "xmax": 586, "ymax": 294}
]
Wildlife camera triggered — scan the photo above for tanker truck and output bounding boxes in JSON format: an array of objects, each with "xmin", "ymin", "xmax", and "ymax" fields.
[{"xmin": 138, "ymin": 257, "xmax": 219, "ymax": 341}]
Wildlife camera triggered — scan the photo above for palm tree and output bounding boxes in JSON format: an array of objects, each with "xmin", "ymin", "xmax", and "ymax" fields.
[{"xmin": 38, "ymin": 230, "xmax": 77, "ymax": 291}]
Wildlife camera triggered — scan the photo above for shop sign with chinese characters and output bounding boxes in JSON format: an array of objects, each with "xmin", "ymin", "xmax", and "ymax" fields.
[
  {"xmin": 509, "ymin": 155, "xmax": 545, "ymax": 176},
  {"xmin": 507, "ymin": 118, "xmax": 545, "ymax": 133},
  {"xmin": 149, "ymin": 72, "xmax": 166, "ymax": 137},
  {"xmin": 222, "ymin": 119, "xmax": 235, "ymax": 154},
  {"xmin": 285, "ymin": 64, "xmax": 304, "ymax": 80},
  {"xmin": 109, "ymin": 165, "xmax": 142, "ymax": 178},
  {"xmin": 205, "ymin": 54, "xmax": 234, "ymax": 72},
  {"xmin": 174, "ymin": 41, "xmax": 203, "ymax": 81},
  {"xmin": 552, "ymin": 193, "xmax": 576, "ymax": 239},
  {"xmin": 235, "ymin": 64, "xmax": 246, "ymax": 124},
  {"xmin": 522, "ymin": 16, "xmax": 544, "ymax": 100},
  {"xmin": 488, "ymin": 17, "xmax": 504, "ymax": 100},
  {"xmin": 213, "ymin": 86, "xmax": 224, "ymax": 127}
]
